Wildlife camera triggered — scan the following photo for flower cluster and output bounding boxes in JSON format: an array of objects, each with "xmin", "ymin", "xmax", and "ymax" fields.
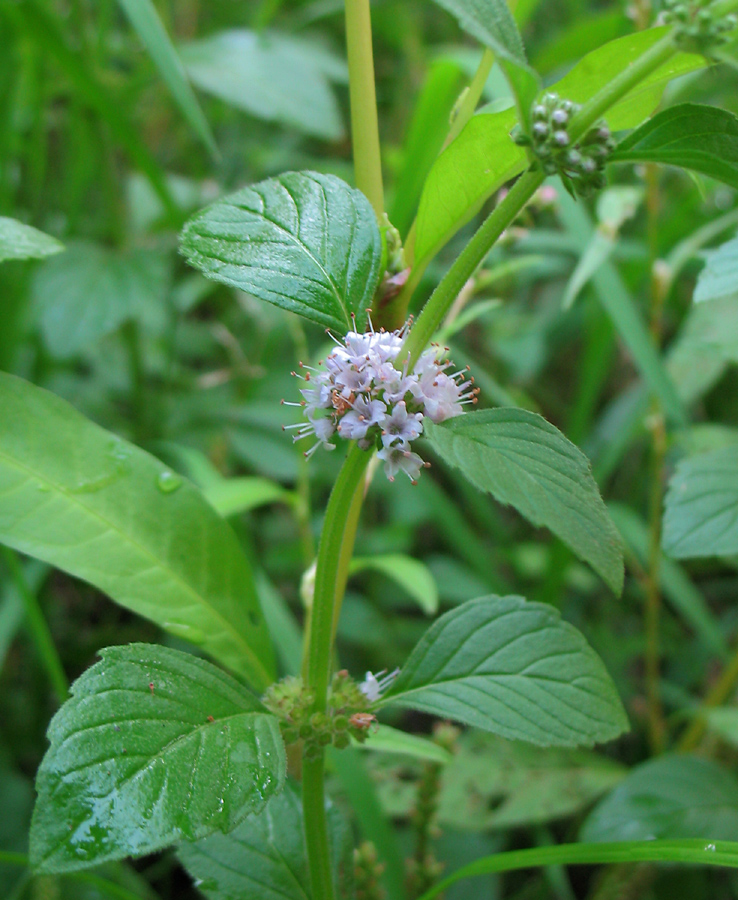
[
  {"xmin": 262, "ymin": 670, "xmax": 378, "ymax": 759},
  {"xmin": 284, "ymin": 322, "xmax": 478, "ymax": 483},
  {"xmin": 663, "ymin": 0, "xmax": 737, "ymax": 57},
  {"xmin": 516, "ymin": 93, "xmax": 615, "ymax": 197}
]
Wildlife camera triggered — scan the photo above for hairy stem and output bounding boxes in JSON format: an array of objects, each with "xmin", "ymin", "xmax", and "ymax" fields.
[{"xmin": 345, "ymin": 0, "xmax": 384, "ymax": 216}]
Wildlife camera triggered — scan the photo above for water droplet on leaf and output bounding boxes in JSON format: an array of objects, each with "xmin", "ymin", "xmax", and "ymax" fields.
[{"xmin": 157, "ymin": 470, "xmax": 183, "ymax": 493}]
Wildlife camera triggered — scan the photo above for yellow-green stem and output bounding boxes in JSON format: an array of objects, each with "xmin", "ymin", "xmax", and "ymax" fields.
[{"xmin": 345, "ymin": 0, "xmax": 384, "ymax": 216}]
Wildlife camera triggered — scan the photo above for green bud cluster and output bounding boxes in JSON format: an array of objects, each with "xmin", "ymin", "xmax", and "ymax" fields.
[
  {"xmin": 354, "ymin": 841, "xmax": 387, "ymax": 900},
  {"xmin": 262, "ymin": 671, "xmax": 376, "ymax": 759},
  {"xmin": 516, "ymin": 93, "xmax": 615, "ymax": 197},
  {"xmin": 663, "ymin": 0, "xmax": 737, "ymax": 57}
]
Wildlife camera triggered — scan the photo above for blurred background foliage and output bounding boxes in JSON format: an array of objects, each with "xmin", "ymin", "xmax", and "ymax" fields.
[{"xmin": 3, "ymin": 0, "xmax": 738, "ymax": 897}]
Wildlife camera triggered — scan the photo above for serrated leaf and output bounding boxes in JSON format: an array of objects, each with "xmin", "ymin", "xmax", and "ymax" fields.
[
  {"xmin": 32, "ymin": 244, "xmax": 171, "ymax": 357},
  {"xmin": 581, "ymin": 755, "xmax": 738, "ymax": 843},
  {"xmin": 662, "ymin": 446, "xmax": 738, "ymax": 559},
  {"xmin": 429, "ymin": 0, "xmax": 527, "ymax": 65},
  {"xmin": 694, "ymin": 235, "xmax": 738, "ymax": 303},
  {"xmin": 0, "ymin": 372, "xmax": 275, "ymax": 689},
  {"xmin": 425, "ymin": 409, "xmax": 624, "ymax": 594},
  {"xmin": 180, "ymin": 171, "xmax": 382, "ymax": 333},
  {"xmin": 612, "ymin": 104, "xmax": 738, "ymax": 190},
  {"xmin": 180, "ymin": 30, "xmax": 345, "ymax": 141},
  {"xmin": 378, "ymin": 595, "xmax": 629, "ymax": 747},
  {"xmin": 0, "ymin": 217, "xmax": 64, "ymax": 263},
  {"xmin": 30, "ymin": 644, "xmax": 285, "ymax": 874},
  {"xmin": 178, "ymin": 781, "xmax": 351, "ymax": 900}
]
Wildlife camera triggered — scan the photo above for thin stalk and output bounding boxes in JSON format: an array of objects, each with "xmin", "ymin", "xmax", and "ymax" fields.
[
  {"xmin": 305, "ymin": 443, "xmax": 371, "ymax": 706},
  {"xmin": 401, "ymin": 169, "xmax": 543, "ymax": 368},
  {"xmin": 2, "ymin": 548, "xmax": 68, "ymax": 703},
  {"xmin": 679, "ymin": 646, "xmax": 738, "ymax": 751},
  {"xmin": 303, "ymin": 755, "xmax": 335, "ymax": 900},
  {"xmin": 302, "ymin": 444, "xmax": 372, "ymax": 900},
  {"xmin": 644, "ymin": 162, "xmax": 667, "ymax": 755},
  {"xmin": 345, "ymin": 0, "xmax": 384, "ymax": 216}
]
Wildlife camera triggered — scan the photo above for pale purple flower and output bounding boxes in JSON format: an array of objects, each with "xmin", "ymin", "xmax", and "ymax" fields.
[{"xmin": 285, "ymin": 322, "xmax": 477, "ymax": 481}]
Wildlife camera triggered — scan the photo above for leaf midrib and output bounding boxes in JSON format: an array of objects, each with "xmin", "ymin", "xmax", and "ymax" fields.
[{"xmin": 0, "ymin": 445, "xmax": 270, "ymax": 687}]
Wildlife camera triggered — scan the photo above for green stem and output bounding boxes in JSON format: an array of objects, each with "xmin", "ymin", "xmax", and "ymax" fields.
[
  {"xmin": 2, "ymin": 548, "xmax": 68, "ymax": 703},
  {"xmin": 303, "ymin": 755, "xmax": 335, "ymax": 900},
  {"xmin": 401, "ymin": 168, "xmax": 543, "ymax": 368},
  {"xmin": 444, "ymin": 49, "xmax": 494, "ymax": 150},
  {"xmin": 306, "ymin": 443, "xmax": 371, "ymax": 706},
  {"xmin": 345, "ymin": 0, "xmax": 384, "ymax": 216},
  {"xmin": 679, "ymin": 642, "xmax": 738, "ymax": 751},
  {"xmin": 302, "ymin": 444, "xmax": 371, "ymax": 900},
  {"xmin": 400, "ymin": 33, "xmax": 684, "ymax": 366}
]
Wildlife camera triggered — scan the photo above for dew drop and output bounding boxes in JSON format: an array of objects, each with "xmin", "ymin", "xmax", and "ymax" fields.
[
  {"xmin": 157, "ymin": 470, "xmax": 183, "ymax": 493},
  {"xmin": 35, "ymin": 481, "xmax": 51, "ymax": 493}
]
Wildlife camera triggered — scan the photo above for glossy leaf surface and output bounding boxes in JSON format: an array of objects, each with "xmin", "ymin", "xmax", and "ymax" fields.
[
  {"xmin": 662, "ymin": 446, "xmax": 738, "ymax": 558},
  {"xmin": 0, "ymin": 373, "xmax": 275, "ymax": 689},
  {"xmin": 581, "ymin": 755, "xmax": 738, "ymax": 842},
  {"xmin": 178, "ymin": 782, "xmax": 350, "ymax": 900},
  {"xmin": 0, "ymin": 217, "xmax": 64, "ymax": 263},
  {"xmin": 379, "ymin": 595, "xmax": 629, "ymax": 747},
  {"xmin": 612, "ymin": 104, "xmax": 738, "ymax": 190},
  {"xmin": 30, "ymin": 644, "xmax": 285, "ymax": 873},
  {"xmin": 180, "ymin": 171, "xmax": 383, "ymax": 332},
  {"xmin": 425, "ymin": 409, "xmax": 624, "ymax": 594}
]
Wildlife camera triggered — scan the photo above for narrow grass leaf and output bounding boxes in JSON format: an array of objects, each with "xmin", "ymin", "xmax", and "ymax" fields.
[
  {"xmin": 30, "ymin": 644, "xmax": 285, "ymax": 873},
  {"xmin": 180, "ymin": 171, "xmax": 382, "ymax": 333},
  {"xmin": 379, "ymin": 595, "xmax": 628, "ymax": 747},
  {"xmin": 0, "ymin": 372, "xmax": 275, "ymax": 689},
  {"xmin": 117, "ymin": 0, "xmax": 217, "ymax": 157},
  {"xmin": 425, "ymin": 409, "xmax": 624, "ymax": 594},
  {"xmin": 350, "ymin": 555, "xmax": 439, "ymax": 615}
]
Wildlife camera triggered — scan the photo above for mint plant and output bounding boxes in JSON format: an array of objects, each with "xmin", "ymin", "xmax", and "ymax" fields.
[{"xmin": 3, "ymin": 0, "xmax": 738, "ymax": 898}]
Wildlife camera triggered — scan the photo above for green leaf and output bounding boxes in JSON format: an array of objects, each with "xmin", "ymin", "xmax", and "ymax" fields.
[
  {"xmin": 704, "ymin": 708, "xmax": 738, "ymax": 747},
  {"xmin": 116, "ymin": 0, "xmax": 217, "ymax": 158},
  {"xmin": 612, "ymin": 104, "xmax": 738, "ymax": 190},
  {"xmin": 180, "ymin": 30, "xmax": 346, "ymax": 141},
  {"xmin": 428, "ymin": 0, "xmax": 527, "ymax": 65},
  {"xmin": 30, "ymin": 644, "xmax": 285, "ymax": 874},
  {"xmin": 414, "ymin": 28, "xmax": 704, "ymax": 265},
  {"xmin": 0, "ymin": 372, "xmax": 275, "ymax": 689},
  {"xmin": 581, "ymin": 755, "xmax": 738, "ymax": 843},
  {"xmin": 694, "ymin": 235, "xmax": 738, "ymax": 303},
  {"xmin": 360, "ymin": 725, "xmax": 453, "ymax": 764},
  {"xmin": 180, "ymin": 171, "xmax": 383, "ymax": 333},
  {"xmin": 32, "ymin": 244, "xmax": 171, "ymax": 358},
  {"xmin": 663, "ymin": 446, "xmax": 738, "ymax": 559},
  {"xmin": 350, "ymin": 554, "xmax": 439, "ymax": 615},
  {"xmin": 378, "ymin": 595, "xmax": 629, "ymax": 747},
  {"xmin": 0, "ymin": 217, "xmax": 64, "ymax": 263},
  {"xmin": 178, "ymin": 781, "xmax": 350, "ymax": 900},
  {"xmin": 203, "ymin": 477, "xmax": 295, "ymax": 518},
  {"xmin": 371, "ymin": 730, "xmax": 624, "ymax": 830},
  {"xmin": 425, "ymin": 409, "xmax": 624, "ymax": 594},
  {"xmin": 417, "ymin": 840, "xmax": 738, "ymax": 900}
]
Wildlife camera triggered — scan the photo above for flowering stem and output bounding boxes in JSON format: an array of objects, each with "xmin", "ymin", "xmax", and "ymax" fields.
[
  {"xmin": 302, "ymin": 443, "xmax": 372, "ymax": 900},
  {"xmin": 401, "ymin": 168, "xmax": 543, "ymax": 368},
  {"xmin": 345, "ymin": 0, "xmax": 384, "ymax": 216}
]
